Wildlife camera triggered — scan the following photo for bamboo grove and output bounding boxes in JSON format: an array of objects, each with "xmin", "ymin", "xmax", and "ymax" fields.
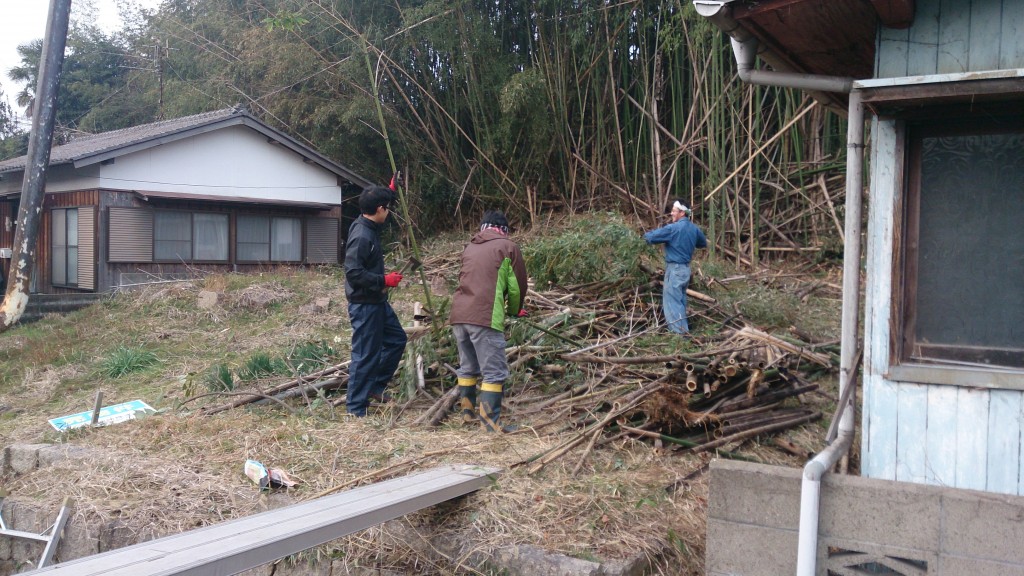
[{"xmin": 4, "ymin": 0, "xmax": 850, "ymax": 265}]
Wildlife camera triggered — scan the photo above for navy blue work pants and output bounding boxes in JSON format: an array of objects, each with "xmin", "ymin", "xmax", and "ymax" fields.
[{"xmin": 346, "ymin": 301, "xmax": 407, "ymax": 416}]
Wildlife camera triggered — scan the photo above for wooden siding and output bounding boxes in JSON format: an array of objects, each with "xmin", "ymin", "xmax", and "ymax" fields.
[
  {"xmin": 863, "ymin": 118, "xmax": 901, "ymax": 481},
  {"xmin": 78, "ymin": 206, "xmax": 96, "ymax": 290},
  {"xmin": 877, "ymin": 0, "xmax": 1024, "ymax": 77},
  {"xmin": 0, "ymin": 200, "xmax": 14, "ymax": 287},
  {"xmin": 861, "ymin": 118, "xmax": 1024, "ymax": 496},
  {"xmin": 305, "ymin": 217, "xmax": 339, "ymax": 264},
  {"xmin": 99, "ymin": 191, "xmax": 342, "ymax": 291},
  {"xmin": 0, "ymin": 200, "xmax": 13, "ymax": 247},
  {"xmin": 39, "ymin": 191, "xmax": 100, "ymax": 293}
]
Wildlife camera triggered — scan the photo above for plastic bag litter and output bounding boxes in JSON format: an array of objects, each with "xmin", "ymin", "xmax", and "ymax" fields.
[{"xmin": 244, "ymin": 459, "xmax": 301, "ymax": 490}]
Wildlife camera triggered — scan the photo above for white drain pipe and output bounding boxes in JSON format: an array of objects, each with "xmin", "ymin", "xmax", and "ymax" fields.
[
  {"xmin": 693, "ymin": 2, "xmax": 866, "ymax": 574},
  {"xmin": 795, "ymin": 89, "xmax": 863, "ymax": 576}
]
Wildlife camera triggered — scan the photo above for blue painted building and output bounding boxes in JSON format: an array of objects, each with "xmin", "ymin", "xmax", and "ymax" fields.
[{"xmin": 696, "ymin": 0, "xmax": 1024, "ymax": 573}]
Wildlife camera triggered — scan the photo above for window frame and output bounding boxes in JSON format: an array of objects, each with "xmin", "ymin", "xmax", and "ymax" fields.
[
  {"xmin": 51, "ymin": 207, "xmax": 79, "ymax": 288},
  {"xmin": 891, "ymin": 109, "xmax": 1024, "ymax": 388},
  {"xmin": 153, "ymin": 209, "xmax": 229, "ymax": 264},
  {"xmin": 235, "ymin": 214, "xmax": 303, "ymax": 263}
]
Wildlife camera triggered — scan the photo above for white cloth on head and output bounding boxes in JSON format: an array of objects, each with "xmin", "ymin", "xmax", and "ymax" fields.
[
  {"xmin": 480, "ymin": 223, "xmax": 508, "ymax": 235},
  {"xmin": 672, "ymin": 201, "xmax": 689, "ymax": 213}
]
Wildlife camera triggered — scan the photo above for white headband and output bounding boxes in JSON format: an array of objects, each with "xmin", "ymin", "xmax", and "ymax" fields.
[{"xmin": 673, "ymin": 201, "xmax": 689, "ymax": 213}]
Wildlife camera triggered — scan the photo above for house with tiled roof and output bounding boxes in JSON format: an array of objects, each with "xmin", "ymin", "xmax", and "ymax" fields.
[{"xmin": 0, "ymin": 107, "xmax": 370, "ymax": 293}]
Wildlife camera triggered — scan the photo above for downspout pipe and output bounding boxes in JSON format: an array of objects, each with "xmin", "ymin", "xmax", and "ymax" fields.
[
  {"xmin": 796, "ymin": 90, "xmax": 863, "ymax": 576},
  {"xmin": 693, "ymin": 2, "xmax": 865, "ymax": 574}
]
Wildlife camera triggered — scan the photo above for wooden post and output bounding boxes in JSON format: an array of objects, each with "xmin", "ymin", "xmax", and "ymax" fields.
[
  {"xmin": 90, "ymin": 391, "xmax": 104, "ymax": 426},
  {"xmin": 413, "ymin": 302, "xmax": 425, "ymax": 391}
]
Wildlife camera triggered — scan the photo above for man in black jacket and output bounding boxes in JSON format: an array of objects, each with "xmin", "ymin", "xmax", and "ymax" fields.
[{"xmin": 344, "ymin": 186, "xmax": 407, "ymax": 417}]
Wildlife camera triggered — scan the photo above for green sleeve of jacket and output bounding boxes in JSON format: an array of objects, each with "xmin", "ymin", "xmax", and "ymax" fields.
[{"xmin": 490, "ymin": 247, "xmax": 528, "ymax": 330}]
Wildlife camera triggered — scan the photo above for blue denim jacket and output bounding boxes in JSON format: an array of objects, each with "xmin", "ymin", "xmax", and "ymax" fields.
[{"xmin": 643, "ymin": 218, "xmax": 707, "ymax": 264}]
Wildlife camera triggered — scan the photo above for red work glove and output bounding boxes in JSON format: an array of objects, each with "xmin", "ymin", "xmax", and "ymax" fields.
[
  {"xmin": 384, "ymin": 272, "xmax": 403, "ymax": 288},
  {"xmin": 517, "ymin": 308, "xmax": 528, "ymax": 317},
  {"xmin": 389, "ymin": 171, "xmax": 403, "ymax": 191}
]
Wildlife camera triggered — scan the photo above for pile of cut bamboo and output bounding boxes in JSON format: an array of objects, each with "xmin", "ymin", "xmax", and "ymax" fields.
[
  {"xmin": 512, "ymin": 325, "xmax": 831, "ymax": 475},
  {"xmin": 186, "ymin": 268, "xmax": 838, "ymax": 472}
]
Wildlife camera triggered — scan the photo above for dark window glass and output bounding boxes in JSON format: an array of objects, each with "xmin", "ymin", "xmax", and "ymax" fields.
[
  {"xmin": 51, "ymin": 208, "xmax": 78, "ymax": 287},
  {"xmin": 903, "ymin": 124, "xmax": 1024, "ymax": 369}
]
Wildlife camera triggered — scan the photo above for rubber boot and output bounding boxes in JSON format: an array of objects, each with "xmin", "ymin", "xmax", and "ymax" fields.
[
  {"xmin": 478, "ymin": 383, "xmax": 514, "ymax": 433},
  {"xmin": 457, "ymin": 377, "xmax": 479, "ymax": 426}
]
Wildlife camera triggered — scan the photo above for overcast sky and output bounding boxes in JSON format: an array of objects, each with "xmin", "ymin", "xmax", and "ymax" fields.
[{"xmin": 0, "ymin": 0, "xmax": 162, "ymax": 124}]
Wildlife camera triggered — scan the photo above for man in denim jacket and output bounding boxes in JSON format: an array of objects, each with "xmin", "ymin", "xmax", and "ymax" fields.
[{"xmin": 643, "ymin": 200, "xmax": 707, "ymax": 334}]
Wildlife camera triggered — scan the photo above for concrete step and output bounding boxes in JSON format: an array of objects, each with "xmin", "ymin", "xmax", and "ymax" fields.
[{"xmin": 17, "ymin": 293, "xmax": 108, "ymax": 324}]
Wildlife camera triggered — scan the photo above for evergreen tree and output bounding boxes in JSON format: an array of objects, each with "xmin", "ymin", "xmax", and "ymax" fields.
[{"xmin": 0, "ymin": 83, "xmax": 26, "ymax": 161}]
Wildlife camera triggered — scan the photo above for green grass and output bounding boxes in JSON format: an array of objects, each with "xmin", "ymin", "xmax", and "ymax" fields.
[
  {"xmin": 204, "ymin": 364, "xmax": 235, "ymax": 392},
  {"xmin": 100, "ymin": 345, "xmax": 159, "ymax": 378},
  {"xmin": 0, "ymin": 269, "xmax": 348, "ymax": 433},
  {"xmin": 286, "ymin": 340, "xmax": 338, "ymax": 374},
  {"xmin": 237, "ymin": 352, "xmax": 289, "ymax": 381}
]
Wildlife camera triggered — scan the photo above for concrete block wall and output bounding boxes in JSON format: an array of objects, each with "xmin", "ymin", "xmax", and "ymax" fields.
[{"xmin": 706, "ymin": 460, "xmax": 1024, "ymax": 575}]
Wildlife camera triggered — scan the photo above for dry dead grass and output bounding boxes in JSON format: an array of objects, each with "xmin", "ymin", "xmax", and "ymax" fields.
[
  {"xmin": 9, "ymin": 406, "xmax": 714, "ymax": 573},
  {"xmin": 0, "ymin": 248, "xmax": 840, "ymax": 575}
]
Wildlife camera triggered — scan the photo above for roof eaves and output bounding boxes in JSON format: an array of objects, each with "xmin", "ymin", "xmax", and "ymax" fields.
[{"xmin": 71, "ymin": 114, "xmax": 248, "ymax": 168}]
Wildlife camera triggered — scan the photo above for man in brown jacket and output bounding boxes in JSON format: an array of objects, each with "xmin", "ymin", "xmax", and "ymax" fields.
[{"xmin": 450, "ymin": 211, "xmax": 529, "ymax": 432}]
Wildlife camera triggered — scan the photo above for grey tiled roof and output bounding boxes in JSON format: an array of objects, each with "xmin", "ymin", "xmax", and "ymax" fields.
[
  {"xmin": 0, "ymin": 107, "xmax": 371, "ymax": 187},
  {"xmin": 0, "ymin": 108, "xmax": 238, "ymax": 172}
]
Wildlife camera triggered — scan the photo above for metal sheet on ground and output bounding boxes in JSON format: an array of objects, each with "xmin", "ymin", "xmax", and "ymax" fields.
[{"xmin": 23, "ymin": 464, "xmax": 500, "ymax": 576}]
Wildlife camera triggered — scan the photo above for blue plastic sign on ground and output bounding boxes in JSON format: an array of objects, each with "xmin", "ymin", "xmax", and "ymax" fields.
[{"xmin": 48, "ymin": 400, "xmax": 156, "ymax": 431}]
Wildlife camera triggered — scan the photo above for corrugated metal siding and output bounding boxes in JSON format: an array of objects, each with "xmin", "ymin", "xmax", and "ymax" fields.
[
  {"xmin": 78, "ymin": 206, "xmax": 96, "ymax": 290},
  {"xmin": 877, "ymin": 0, "xmax": 1024, "ymax": 77},
  {"xmin": 305, "ymin": 218, "xmax": 339, "ymax": 264},
  {"xmin": 108, "ymin": 206, "xmax": 153, "ymax": 262}
]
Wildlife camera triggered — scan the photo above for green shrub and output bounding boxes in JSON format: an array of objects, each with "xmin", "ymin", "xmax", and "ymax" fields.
[{"xmin": 100, "ymin": 346, "xmax": 158, "ymax": 378}]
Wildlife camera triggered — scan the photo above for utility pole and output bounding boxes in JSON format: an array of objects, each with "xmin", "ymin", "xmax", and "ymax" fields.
[
  {"xmin": 0, "ymin": 0, "xmax": 72, "ymax": 331},
  {"xmin": 154, "ymin": 40, "xmax": 165, "ymax": 120}
]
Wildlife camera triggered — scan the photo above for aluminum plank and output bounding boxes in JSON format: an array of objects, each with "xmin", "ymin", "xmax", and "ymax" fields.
[{"xmin": 24, "ymin": 465, "xmax": 500, "ymax": 576}]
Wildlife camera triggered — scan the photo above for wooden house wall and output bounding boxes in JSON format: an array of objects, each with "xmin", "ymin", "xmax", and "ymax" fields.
[
  {"xmin": 877, "ymin": 0, "xmax": 1024, "ymax": 77},
  {"xmin": 98, "ymin": 191, "xmax": 341, "ymax": 292},
  {"xmin": 861, "ymin": 118, "xmax": 1024, "ymax": 496},
  {"xmin": 0, "ymin": 199, "xmax": 15, "ymax": 288},
  {"xmin": 39, "ymin": 190, "xmax": 100, "ymax": 294}
]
